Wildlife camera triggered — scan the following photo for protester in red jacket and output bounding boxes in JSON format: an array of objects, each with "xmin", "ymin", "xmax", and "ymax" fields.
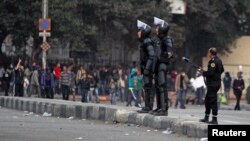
[
  {"xmin": 53, "ymin": 63, "xmax": 61, "ymax": 95},
  {"xmin": 53, "ymin": 63, "xmax": 61, "ymax": 80}
]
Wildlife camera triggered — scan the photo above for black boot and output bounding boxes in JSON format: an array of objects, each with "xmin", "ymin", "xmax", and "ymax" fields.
[
  {"xmin": 153, "ymin": 109, "xmax": 168, "ymax": 116},
  {"xmin": 209, "ymin": 116, "xmax": 218, "ymax": 125},
  {"xmin": 137, "ymin": 107, "xmax": 151, "ymax": 113},
  {"xmin": 199, "ymin": 115, "xmax": 209, "ymax": 123},
  {"xmin": 149, "ymin": 108, "xmax": 161, "ymax": 114}
]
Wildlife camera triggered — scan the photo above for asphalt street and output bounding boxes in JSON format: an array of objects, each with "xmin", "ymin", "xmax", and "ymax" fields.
[{"xmin": 0, "ymin": 108, "xmax": 200, "ymax": 141}]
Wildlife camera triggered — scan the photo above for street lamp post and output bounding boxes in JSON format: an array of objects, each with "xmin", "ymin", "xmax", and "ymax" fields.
[{"xmin": 42, "ymin": 0, "xmax": 48, "ymax": 70}]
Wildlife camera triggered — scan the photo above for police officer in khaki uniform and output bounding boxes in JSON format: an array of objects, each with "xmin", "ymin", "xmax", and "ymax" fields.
[{"xmin": 199, "ymin": 47, "xmax": 224, "ymax": 124}]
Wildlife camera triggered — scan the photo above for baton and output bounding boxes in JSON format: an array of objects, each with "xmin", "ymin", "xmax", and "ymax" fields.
[
  {"xmin": 129, "ymin": 88, "xmax": 137, "ymax": 100},
  {"xmin": 182, "ymin": 57, "xmax": 201, "ymax": 69}
]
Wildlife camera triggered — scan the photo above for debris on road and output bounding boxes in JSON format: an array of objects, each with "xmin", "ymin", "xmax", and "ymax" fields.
[
  {"xmin": 42, "ymin": 112, "xmax": 52, "ymax": 117},
  {"xmin": 162, "ymin": 128, "xmax": 173, "ymax": 134}
]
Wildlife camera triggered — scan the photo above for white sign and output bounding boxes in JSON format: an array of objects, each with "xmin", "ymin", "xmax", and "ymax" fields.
[
  {"xmin": 154, "ymin": 17, "xmax": 165, "ymax": 26},
  {"xmin": 39, "ymin": 31, "xmax": 51, "ymax": 37},
  {"xmin": 137, "ymin": 20, "xmax": 148, "ymax": 29},
  {"xmin": 166, "ymin": 0, "xmax": 186, "ymax": 15}
]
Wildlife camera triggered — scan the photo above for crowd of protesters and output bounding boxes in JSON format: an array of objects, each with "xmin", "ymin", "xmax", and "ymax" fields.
[
  {"xmin": 0, "ymin": 60, "xmax": 171, "ymax": 105},
  {"xmin": 0, "ymin": 60, "xmax": 137, "ymax": 105},
  {"xmin": 0, "ymin": 60, "xmax": 245, "ymax": 110}
]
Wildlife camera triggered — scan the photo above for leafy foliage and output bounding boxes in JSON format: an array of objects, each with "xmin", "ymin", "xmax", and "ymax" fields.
[
  {"xmin": 166, "ymin": 0, "xmax": 250, "ymax": 75},
  {"xmin": 183, "ymin": 0, "xmax": 250, "ymax": 59},
  {"xmin": 0, "ymin": 0, "xmax": 250, "ymax": 67}
]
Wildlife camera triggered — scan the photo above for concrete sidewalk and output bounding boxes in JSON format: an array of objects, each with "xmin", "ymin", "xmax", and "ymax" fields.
[
  {"xmin": 0, "ymin": 96, "xmax": 208, "ymax": 138},
  {"xmin": 219, "ymin": 103, "xmax": 250, "ymax": 111}
]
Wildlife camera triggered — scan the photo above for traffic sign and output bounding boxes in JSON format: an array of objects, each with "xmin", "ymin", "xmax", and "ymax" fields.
[
  {"xmin": 39, "ymin": 31, "xmax": 51, "ymax": 37},
  {"xmin": 40, "ymin": 42, "xmax": 51, "ymax": 51},
  {"xmin": 39, "ymin": 18, "xmax": 51, "ymax": 31}
]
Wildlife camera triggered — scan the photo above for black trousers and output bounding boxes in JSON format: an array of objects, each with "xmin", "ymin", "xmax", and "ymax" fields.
[
  {"xmin": 15, "ymin": 83, "xmax": 23, "ymax": 97},
  {"xmin": 155, "ymin": 63, "xmax": 168, "ymax": 111},
  {"xmin": 205, "ymin": 85, "xmax": 220, "ymax": 116},
  {"xmin": 3, "ymin": 81, "xmax": 10, "ymax": 96},
  {"xmin": 61, "ymin": 85, "xmax": 70, "ymax": 100},
  {"xmin": 234, "ymin": 92, "xmax": 242, "ymax": 110},
  {"xmin": 143, "ymin": 70, "xmax": 154, "ymax": 110},
  {"xmin": 45, "ymin": 86, "xmax": 54, "ymax": 99}
]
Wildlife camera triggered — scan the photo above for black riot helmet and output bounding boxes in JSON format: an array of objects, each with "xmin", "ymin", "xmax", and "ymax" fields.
[
  {"xmin": 154, "ymin": 17, "xmax": 170, "ymax": 37},
  {"xmin": 158, "ymin": 22, "xmax": 169, "ymax": 35},
  {"xmin": 137, "ymin": 20, "xmax": 151, "ymax": 39},
  {"xmin": 139, "ymin": 25, "xmax": 151, "ymax": 38}
]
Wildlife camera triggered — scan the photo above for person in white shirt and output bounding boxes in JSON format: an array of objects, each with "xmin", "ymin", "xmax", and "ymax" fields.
[
  {"xmin": 23, "ymin": 75, "xmax": 30, "ymax": 97},
  {"xmin": 0, "ymin": 66, "xmax": 5, "ymax": 91},
  {"xmin": 192, "ymin": 71, "xmax": 206, "ymax": 105}
]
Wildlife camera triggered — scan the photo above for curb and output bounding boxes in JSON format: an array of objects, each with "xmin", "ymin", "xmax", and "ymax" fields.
[
  {"xmin": 0, "ymin": 96, "xmax": 207, "ymax": 138},
  {"xmin": 219, "ymin": 104, "xmax": 250, "ymax": 111}
]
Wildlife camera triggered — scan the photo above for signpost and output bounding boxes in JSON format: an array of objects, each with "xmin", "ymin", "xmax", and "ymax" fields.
[
  {"xmin": 166, "ymin": 0, "xmax": 186, "ymax": 15},
  {"xmin": 40, "ymin": 42, "xmax": 51, "ymax": 51},
  {"xmin": 39, "ymin": 18, "xmax": 51, "ymax": 31},
  {"xmin": 39, "ymin": 31, "xmax": 51, "ymax": 37},
  {"xmin": 39, "ymin": 0, "xmax": 51, "ymax": 70}
]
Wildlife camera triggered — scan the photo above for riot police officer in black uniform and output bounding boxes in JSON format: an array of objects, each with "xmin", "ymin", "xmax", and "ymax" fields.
[
  {"xmin": 136, "ymin": 20, "xmax": 156, "ymax": 113},
  {"xmin": 199, "ymin": 47, "xmax": 224, "ymax": 124},
  {"xmin": 152, "ymin": 17, "xmax": 173, "ymax": 116}
]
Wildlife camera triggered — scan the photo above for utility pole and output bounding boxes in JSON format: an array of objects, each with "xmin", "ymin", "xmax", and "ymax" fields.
[
  {"xmin": 42, "ymin": 0, "xmax": 48, "ymax": 69},
  {"xmin": 39, "ymin": 0, "xmax": 51, "ymax": 70}
]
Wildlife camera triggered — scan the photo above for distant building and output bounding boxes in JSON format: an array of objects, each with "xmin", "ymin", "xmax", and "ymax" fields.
[
  {"xmin": 46, "ymin": 39, "xmax": 72, "ymax": 64},
  {"xmin": 202, "ymin": 36, "xmax": 250, "ymax": 93}
]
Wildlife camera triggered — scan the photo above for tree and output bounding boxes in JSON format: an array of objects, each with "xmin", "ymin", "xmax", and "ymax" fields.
[
  {"xmin": 0, "ymin": 0, "xmax": 42, "ymax": 65},
  {"xmin": 180, "ymin": 0, "xmax": 250, "ymax": 70},
  {"xmin": 75, "ymin": 0, "xmax": 172, "ymax": 63},
  {"xmin": 1, "ymin": 0, "xmax": 250, "ymax": 69}
]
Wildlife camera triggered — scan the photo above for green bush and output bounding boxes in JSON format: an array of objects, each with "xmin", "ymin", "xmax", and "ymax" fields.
[{"xmin": 246, "ymin": 86, "xmax": 250, "ymax": 104}]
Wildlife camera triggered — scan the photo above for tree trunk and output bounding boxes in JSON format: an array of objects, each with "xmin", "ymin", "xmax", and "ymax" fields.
[
  {"xmin": 0, "ymin": 30, "xmax": 11, "ymax": 67},
  {"xmin": 31, "ymin": 36, "xmax": 42, "ymax": 65},
  {"xmin": 0, "ymin": 30, "xmax": 8, "ymax": 54}
]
